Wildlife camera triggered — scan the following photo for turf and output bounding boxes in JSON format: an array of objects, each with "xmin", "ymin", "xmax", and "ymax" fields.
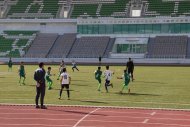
[{"xmin": 0, "ymin": 65, "xmax": 190, "ymax": 109}]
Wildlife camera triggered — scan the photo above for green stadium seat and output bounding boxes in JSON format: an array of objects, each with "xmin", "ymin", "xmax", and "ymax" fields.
[
  {"xmin": 4, "ymin": 31, "xmax": 38, "ymax": 35},
  {"xmin": 146, "ymin": 0, "xmax": 174, "ymax": 16},
  {"xmin": 71, "ymin": 4, "xmax": 98, "ymax": 18},
  {"xmin": 7, "ymin": 0, "xmax": 60, "ymax": 18},
  {"xmin": 100, "ymin": 0, "xmax": 129, "ymax": 17},
  {"xmin": 0, "ymin": 31, "xmax": 37, "ymax": 57}
]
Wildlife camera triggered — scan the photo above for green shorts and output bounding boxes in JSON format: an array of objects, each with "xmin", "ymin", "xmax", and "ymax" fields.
[
  {"xmin": 20, "ymin": 74, "xmax": 25, "ymax": 78},
  {"xmin": 96, "ymin": 78, "xmax": 101, "ymax": 84},
  {"xmin": 124, "ymin": 82, "xmax": 129, "ymax": 86},
  {"xmin": 46, "ymin": 78, "xmax": 52, "ymax": 82}
]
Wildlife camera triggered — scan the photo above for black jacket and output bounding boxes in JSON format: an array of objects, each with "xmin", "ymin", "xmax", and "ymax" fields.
[
  {"xmin": 34, "ymin": 68, "xmax": 46, "ymax": 87},
  {"xmin": 127, "ymin": 61, "xmax": 134, "ymax": 70}
]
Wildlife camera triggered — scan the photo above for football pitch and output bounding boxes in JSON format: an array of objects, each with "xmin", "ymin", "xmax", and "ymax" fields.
[{"xmin": 0, "ymin": 65, "xmax": 190, "ymax": 109}]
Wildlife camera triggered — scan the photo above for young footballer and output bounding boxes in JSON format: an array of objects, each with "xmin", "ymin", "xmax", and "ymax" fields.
[
  {"xmin": 59, "ymin": 68, "xmax": 71, "ymax": 100},
  {"xmin": 118, "ymin": 70, "xmax": 131, "ymax": 94},
  {"xmin": 57, "ymin": 61, "xmax": 65, "ymax": 80},
  {"xmin": 104, "ymin": 65, "xmax": 114, "ymax": 93},
  {"xmin": 94, "ymin": 67, "xmax": 102, "ymax": 91},
  {"xmin": 72, "ymin": 60, "xmax": 79, "ymax": 72},
  {"xmin": 45, "ymin": 67, "xmax": 54, "ymax": 90},
  {"xmin": 18, "ymin": 62, "xmax": 26, "ymax": 85},
  {"xmin": 8, "ymin": 57, "xmax": 13, "ymax": 72}
]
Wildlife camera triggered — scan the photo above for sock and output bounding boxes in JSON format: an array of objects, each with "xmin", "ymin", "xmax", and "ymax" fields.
[
  {"xmin": 121, "ymin": 84, "xmax": 127, "ymax": 92},
  {"xmin": 57, "ymin": 74, "xmax": 60, "ymax": 80},
  {"xmin": 98, "ymin": 83, "xmax": 101, "ymax": 90},
  {"xmin": 50, "ymin": 82, "xmax": 53, "ymax": 88},
  {"xmin": 19, "ymin": 78, "xmax": 21, "ymax": 83},
  {"xmin": 23, "ymin": 77, "xmax": 26, "ymax": 84},
  {"xmin": 59, "ymin": 89, "xmax": 63, "ymax": 97},
  {"xmin": 67, "ymin": 90, "xmax": 70, "ymax": 98}
]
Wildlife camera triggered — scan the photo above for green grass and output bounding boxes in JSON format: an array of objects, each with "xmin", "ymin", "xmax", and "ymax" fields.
[{"xmin": 0, "ymin": 65, "xmax": 190, "ymax": 109}]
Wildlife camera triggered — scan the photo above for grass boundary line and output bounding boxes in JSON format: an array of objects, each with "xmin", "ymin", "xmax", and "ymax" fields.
[{"xmin": 0, "ymin": 103, "xmax": 190, "ymax": 112}]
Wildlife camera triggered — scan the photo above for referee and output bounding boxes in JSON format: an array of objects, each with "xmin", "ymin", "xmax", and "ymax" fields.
[
  {"xmin": 34, "ymin": 62, "xmax": 47, "ymax": 109},
  {"xmin": 126, "ymin": 58, "xmax": 135, "ymax": 81}
]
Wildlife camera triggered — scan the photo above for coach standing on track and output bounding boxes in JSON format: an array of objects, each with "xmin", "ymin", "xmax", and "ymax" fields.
[
  {"xmin": 34, "ymin": 62, "xmax": 47, "ymax": 109},
  {"xmin": 126, "ymin": 58, "xmax": 135, "ymax": 81}
]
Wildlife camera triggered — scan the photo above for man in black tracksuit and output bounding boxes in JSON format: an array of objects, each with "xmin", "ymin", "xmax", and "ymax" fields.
[
  {"xmin": 126, "ymin": 58, "xmax": 135, "ymax": 81},
  {"xmin": 34, "ymin": 62, "xmax": 47, "ymax": 109}
]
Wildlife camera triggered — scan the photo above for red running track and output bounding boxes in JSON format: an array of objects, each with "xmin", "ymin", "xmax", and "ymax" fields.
[{"xmin": 0, "ymin": 105, "xmax": 190, "ymax": 127}]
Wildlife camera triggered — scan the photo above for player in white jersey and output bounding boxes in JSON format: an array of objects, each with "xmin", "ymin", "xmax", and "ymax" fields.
[
  {"xmin": 72, "ymin": 60, "xmax": 79, "ymax": 72},
  {"xmin": 104, "ymin": 65, "xmax": 114, "ymax": 93},
  {"xmin": 59, "ymin": 68, "xmax": 71, "ymax": 100},
  {"xmin": 57, "ymin": 60, "xmax": 66, "ymax": 80}
]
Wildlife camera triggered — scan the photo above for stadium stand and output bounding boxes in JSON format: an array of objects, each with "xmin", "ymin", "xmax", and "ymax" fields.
[
  {"xmin": 71, "ymin": 0, "xmax": 130, "ymax": 18},
  {"xmin": 0, "ymin": 36, "xmax": 14, "ymax": 52},
  {"xmin": 71, "ymin": 4, "xmax": 98, "ymax": 18},
  {"xmin": 7, "ymin": 0, "xmax": 60, "ymax": 18},
  {"xmin": 186, "ymin": 37, "xmax": 190, "ymax": 58},
  {"xmin": 25, "ymin": 33, "xmax": 58, "ymax": 58},
  {"xmin": 3, "ymin": 30, "xmax": 38, "ymax": 35},
  {"xmin": 2, "ymin": 0, "xmax": 190, "ymax": 18},
  {"xmin": 100, "ymin": 0, "xmax": 130, "ymax": 17},
  {"xmin": 68, "ymin": 36, "xmax": 110, "ymax": 58},
  {"xmin": 147, "ymin": 36, "xmax": 188, "ymax": 58},
  {"xmin": 145, "ymin": 0, "xmax": 175, "ymax": 16},
  {"xmin": 178, "ymin": 1, "xmax": 190, "ymax": 15},
  {"xmin": 0, "ymin": 31, "xmax": 37, "ymax": 57},
  {"xmin": 48, "ymin": 33, "xmax": 76, "ymax": 58},
  {"xmin": 103, "ymin": 38, "xmax": 115, "ymax": 58}
]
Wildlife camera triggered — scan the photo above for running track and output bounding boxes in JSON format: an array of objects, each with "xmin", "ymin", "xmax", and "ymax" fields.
[{"xmin": 0, "ymin": 105, "xmax": 190, "ymax": 127}]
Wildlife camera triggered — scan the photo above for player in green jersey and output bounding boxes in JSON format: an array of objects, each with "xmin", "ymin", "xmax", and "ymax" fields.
[
  {"xmin": 46, "ymin": 67, "xmax": 54, "ymax": 90},
  {"xmin": 118, "ymin": 70, "xmax": 131, "ymax": 94},
  {"xmin": 94, "ymin": 67, "xmax": 102, "ymax": 91},
  {"xmin": 8, "ymin": 58, "xmax": 13, "ymax": 72},
  {"xmin": 18, "ymin": 62, "xmax": 26, "ymax": 85}
]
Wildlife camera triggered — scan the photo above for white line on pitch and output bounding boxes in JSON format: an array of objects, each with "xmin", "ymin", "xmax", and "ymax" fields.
[{"xmin": 73, "ymin": 108, "xmax": 101, "ymax": 127}]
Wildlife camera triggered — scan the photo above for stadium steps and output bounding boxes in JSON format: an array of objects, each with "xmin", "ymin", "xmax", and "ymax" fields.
[
  {"xmin": 147, "ymin": 36, "xmax": 188, "ymax": 58},
  {"xmin": 46, "ymin": 35, "xmax": 60, "ymax": 58},
  {"xmin": 103, "ymin": 38, "xmax": 115, "ymax": 58},
  {"xmin": 48, "ymin": 33, "xmax": 77, "ymax": 58},
  {"xmin": 68, "ymin": 36, "xmax": 110, "ymax": 58},
  {"xmin": 25, "ymin": 33, "xmax": 58, "ymax": 58},
  {"xmin": 186, "ymin": 38, "xmax": 190, "ymax": 58}
]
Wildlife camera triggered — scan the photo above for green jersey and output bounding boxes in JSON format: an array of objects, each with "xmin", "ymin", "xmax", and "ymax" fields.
[
  {"xmin": 8, "ymin": 60, "xmax": 13, "ymax": 67},
  {"xmin": 95, "ymin": 70, "xmax": 102, "ymax": 79},
  {"xmin": 123, "ymin": 73, "xmax": 130, "ymax": 85},
  {"xmin": 19, "ymin": 65, "xmax": 25, "ymax": 76},
  {"xmin": 45, "ymin": 71, "xmax": 52, "ymax": 81}
]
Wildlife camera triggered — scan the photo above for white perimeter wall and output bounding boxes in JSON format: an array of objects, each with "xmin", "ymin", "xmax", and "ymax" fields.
[{"xmin": 0, "ymin": 19, "xmax": 77, "ymax": 34}]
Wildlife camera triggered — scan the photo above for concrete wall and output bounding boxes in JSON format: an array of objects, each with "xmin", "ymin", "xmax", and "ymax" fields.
[
  {"xmin": 0, "ymin": 19, "xmax": 77, "ymax": 34},
  {"xmin": 1, "ymin": 58, "xmax": 190, "ymax": 65}
]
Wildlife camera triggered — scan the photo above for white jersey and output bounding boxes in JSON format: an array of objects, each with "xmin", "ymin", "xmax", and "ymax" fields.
[
  {"xmin": 72, "ymin": 62, "xmax": 76, "ymax": 67},
  {"xmin": 104, "ymin": 70, "xmax": 113, "ymax": 81},
  {"xmin": 61, "ymin": 72, "xmax": 70, "ymax": 84}
]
